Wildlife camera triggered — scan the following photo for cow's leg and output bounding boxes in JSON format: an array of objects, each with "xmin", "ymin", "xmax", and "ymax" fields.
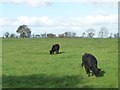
[
  {"xmin": 91, "ymin": 72, "xmax": 94, "ymax": 76},
  {"xmin": 90, "ymin": 67, "xmax": 94, "ymax": 76},
  {"xmin": 53, "ymin": 51, "xmax": 54, "ymax": 54},
  {"xmin": 87, "ymin": 69, "xmax": 90, "ymax": 77},
  {"xmin": 56, "ymin": 50, "xmax": 59, "ymax": 54},
  {"xmin": 85, "ymin": 66, "xmax": 90, "ymax": 77}
]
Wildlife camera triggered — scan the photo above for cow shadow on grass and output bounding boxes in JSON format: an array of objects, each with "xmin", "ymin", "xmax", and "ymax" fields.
[
  {"xmin": 58, "ymin": 51, "xmax": 64, "ymax": 54},
  {"xmin": 2, "ymin": 74, "xmax": 91, "ymax": 88}
]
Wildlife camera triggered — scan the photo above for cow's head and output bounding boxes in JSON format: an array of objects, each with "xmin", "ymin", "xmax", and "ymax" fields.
[
  {"xmin": 50, "ymin": 50, "xmax": 53, "ymax": 55},
  {"xmin": 94, "ymin": 68, "xmax": 101, "ymax": 77}
]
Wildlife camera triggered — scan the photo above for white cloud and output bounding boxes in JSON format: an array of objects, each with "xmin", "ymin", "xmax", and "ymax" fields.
[
  {"xmin": 0, "ymin": 14, "xmax": 117, "ymax": 27},
  {"xmin": 39, "ymin": 16, "xmax": 56, "ymax": 26},
  {"xmin": 0, "ymin": 18, "xmax": 12, "ymax": 26},
  {"xmin": 0, "ymin": 0, "xmax": 52, "ymax": 7},
  {"xmin": 1, "ymin": 0, "xmax": 118, "ymax": 3},
  {"xmin": 84, "ymin": 14, "xmax": 118, "ymax": 25},
  {"xmin": 0, "ymin": 0, "xmax": 119, "ymax": 7},
  {"xmin": 18, "ymin": 16, "xmax": 38, "ymax": 25}
]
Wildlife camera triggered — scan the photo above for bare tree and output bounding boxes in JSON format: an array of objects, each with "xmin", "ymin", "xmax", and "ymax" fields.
[
  {"xmin": 114, "ymin": 33, "xmax": 119, "ymax": 38},
  {"xmin": 86, "ymin": 28, "xmax": 95, "ymax": 38},
  {"xmin": 81, "ymin": 32, "xmax": 86, "ymax": 38},
  {"xmin": 109, "ymin": 33, "xmax": 113, "ymax": 38},
  {"xmin": 10, "ymin": 33, "xmax": 16, "ymax": 38},
  {"xmin": 64, "ymin": 32, "xmax": 76, "ymax": 38},
  {"xmin": 98, "ymin": 27, "xmax": 109, "ymax": 38},
  {"xmin": 4, "ymin": 32, "xmax": 10, "ymax": 38},
  {"xmin": 35, "ymin": 34, "xmax": 41, "ymax": 38},
  {"xmin": 31, "ymin": 34, "xmax": 35, "ymax": 38},
  {"xmin": 41, "ymin": 33, "xmax": 47, "ymax": 38}
]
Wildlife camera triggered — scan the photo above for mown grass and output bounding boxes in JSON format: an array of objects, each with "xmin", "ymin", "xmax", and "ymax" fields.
[{"xmin": 2, "ymin": 38, "xmax": 118, "ymax": 88}]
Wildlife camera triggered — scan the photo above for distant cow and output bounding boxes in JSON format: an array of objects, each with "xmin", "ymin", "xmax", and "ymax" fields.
[
  {"xmin": 50, "ymin": 44, "xmax": 60, "ymax": 55},
  {"xmin": 81, "ymin": 53, "xmax": 101, "ymax": 77}
]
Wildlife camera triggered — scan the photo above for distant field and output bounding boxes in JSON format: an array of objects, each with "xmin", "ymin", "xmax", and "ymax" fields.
[{"xmin": 2, "ymin": 38, "xmax": 118, "ymax": 88}]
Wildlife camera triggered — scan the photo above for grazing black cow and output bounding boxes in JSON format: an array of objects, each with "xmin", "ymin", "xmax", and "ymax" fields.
[
  {"xmin": 81, "ymin": 53, "xmax": 101, "ymax": 77},
  {"xmin": 50, "ymin": 44, "xmax": 60, "ymax": 55}
]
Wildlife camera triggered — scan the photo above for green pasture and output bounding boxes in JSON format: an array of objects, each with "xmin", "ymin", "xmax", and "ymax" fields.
[{"xmin": 2, "ymin": 38, "xmax": 118, "ymax": 88}]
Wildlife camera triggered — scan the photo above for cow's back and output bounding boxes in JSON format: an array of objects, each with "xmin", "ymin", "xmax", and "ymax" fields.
[
  {"xmin": 82, "ymin": 53, "xmax": 97, "ymax": 69},
  {"xmin": 54, "ymin": 44, "xmax": 60, "ymax": 50},
  {"xmin": 82, "ymin": 53, "xmax": 97, "ymax": 67}
]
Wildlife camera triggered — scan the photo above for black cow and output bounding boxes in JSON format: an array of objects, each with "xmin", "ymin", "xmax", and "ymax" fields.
[
  {"xmin": 81, "ymin": 53, "xmax": 101, "ymax": 77},
  {"xmin": 50, "ymin": 44, "xmax": 60, "ymax": 55}
]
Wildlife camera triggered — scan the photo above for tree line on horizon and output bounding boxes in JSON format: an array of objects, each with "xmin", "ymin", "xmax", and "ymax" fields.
[{"xmin": 3, "ymin": 24, "xmax": 120, "ymax": 38}]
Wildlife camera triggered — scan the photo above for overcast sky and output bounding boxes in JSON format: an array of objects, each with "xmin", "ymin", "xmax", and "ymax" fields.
[{"xmin": 0, "ymin": 0, "xmax": 118, "ymax": 37}]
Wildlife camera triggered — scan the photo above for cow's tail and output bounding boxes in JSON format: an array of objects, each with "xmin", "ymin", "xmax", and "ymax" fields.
[{"xmin": 81, "ymin": 63, "xmax": 84, "ymax": 68}]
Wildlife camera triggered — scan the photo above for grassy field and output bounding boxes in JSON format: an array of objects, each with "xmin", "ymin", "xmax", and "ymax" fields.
[{"xmin": 2, "ymin": 38, "xmax": 118, "ymax": 88}]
